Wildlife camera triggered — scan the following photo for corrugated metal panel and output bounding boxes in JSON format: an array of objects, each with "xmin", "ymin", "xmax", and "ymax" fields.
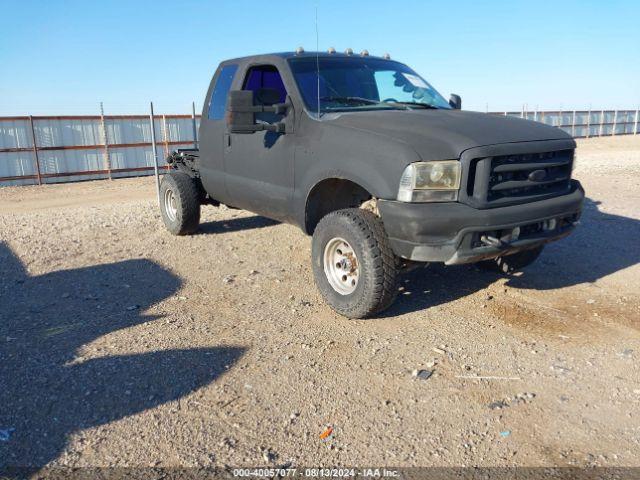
[
  {"xmin": 109, "ymin": 146, "xmax": 156, "ymax": 170},
  {"xmin": 38, "ymin": 148, "xmax": 105, "ymax": 175},
  {"xmin": 34, "ymin": 118, "xmax": 102, "ymax": 148},
  {"xmin": 574, "ymin": 112, "xmax": 589, "ymax": 125},
  {"xmin": 0, "ymin": 119, "xmax": 31, "ymax": 150},
  {"xmin": 164, "ymin": 117, "xmax": 198, "ymax": 142},
  {"xmin": 499, "ymin": 109, "xmax": 639, "ymax": 138},
  {"xmin": 106, "ymin": 118, "xmax": 152, "ymax": 144},
  {"xmin": 573, "ymin": 126, "xmax": 588, "ymax": 137},
  {"xmin": 0, "ymin": 151, "xmax": 37, "ymax": 177}
]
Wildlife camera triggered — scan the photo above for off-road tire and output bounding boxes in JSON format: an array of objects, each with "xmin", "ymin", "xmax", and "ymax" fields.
[
  {"xmin": 159, "ymin": 172, "xmax": 201, "ymax": 235},
  {"xmin": 477, "ymin": 245, "xmax": 544, "ymax": 274},
  {"xmin": 312, "ymin": 209, "xmax": 398, "ymax": 318}
]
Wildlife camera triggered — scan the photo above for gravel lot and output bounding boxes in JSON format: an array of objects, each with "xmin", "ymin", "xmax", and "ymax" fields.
[{"xmin": 1, "ymin": 136, "xmax": 639, "ymax": 470}]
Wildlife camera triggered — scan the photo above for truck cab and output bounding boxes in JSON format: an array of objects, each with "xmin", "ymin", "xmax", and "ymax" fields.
[{"xmin": 161, "ymin": 50, "xmax": 584, "ymax": 318}]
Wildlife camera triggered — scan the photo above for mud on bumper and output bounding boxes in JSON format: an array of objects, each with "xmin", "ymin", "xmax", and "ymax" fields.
[{"xmin": 378, "ymin": 180, "xmax": 585, "ymax": 265}]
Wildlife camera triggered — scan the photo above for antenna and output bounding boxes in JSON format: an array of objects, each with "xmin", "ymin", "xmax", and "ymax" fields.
[{"xmin": 315, "ymin": 3, "xmax": 320, "ymax": 118}]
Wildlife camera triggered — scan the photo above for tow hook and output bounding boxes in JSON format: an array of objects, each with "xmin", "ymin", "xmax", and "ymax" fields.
[
  {"xmin": 480, "ymin": 226, "xmax": 521, "ymax": 248},
  {"xmin": 480, "ymin": 235, "xmax": 505, "ymax": 248}
]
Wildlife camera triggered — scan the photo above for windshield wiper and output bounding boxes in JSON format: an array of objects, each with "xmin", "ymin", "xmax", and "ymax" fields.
[
  {"xmin": 320, "ymin": 96, "xmax": 381, "ymax": 106},
  {"xmin": 387, "ymin": 101, "xmax": 440, "ymax": 109}
]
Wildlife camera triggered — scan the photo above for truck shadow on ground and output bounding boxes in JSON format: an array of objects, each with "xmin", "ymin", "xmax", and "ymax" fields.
[
  {"xmin": 198, "ymin": 214, "xmax": 279, "ymax": 235},
  {"xmin": 0, "ymin": 242, "xmax": 245, "ymax": 470},
  {"xmin": 384, "ymin": 197, "xmax": 640, "ymax": 317}
]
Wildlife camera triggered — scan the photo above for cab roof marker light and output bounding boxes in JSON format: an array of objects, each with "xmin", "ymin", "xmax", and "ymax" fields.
[
  {"xmin": 328, "ymin": 47, "xmax": 336, "ymax": 54},
  {"xmin": 360, "ymin": 50, "xmax": 369, "ymax": 56},
  {"xmin": 345, "ymin": 48, "xmax": 353, "ymax": 55},
  {"xmin": 383, "ymin": 53, "xmax": 391, "ymax": 60},
  {"xmin": 296, "ymin": 46, "xmax": 305, "ymax": 55}
]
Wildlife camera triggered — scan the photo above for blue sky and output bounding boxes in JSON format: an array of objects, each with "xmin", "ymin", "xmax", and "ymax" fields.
[{"xmin": 1, "ymin": 0, "xmax": 639, "ymax": 115}]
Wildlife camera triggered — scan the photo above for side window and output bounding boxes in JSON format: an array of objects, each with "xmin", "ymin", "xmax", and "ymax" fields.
[
  {"xmin": 208, "ymin": 64, "xmax": 238, "ymax": 120},
  {"xmin": 242, "ymin": 65, "xmax": 287, "ymax": 123}
]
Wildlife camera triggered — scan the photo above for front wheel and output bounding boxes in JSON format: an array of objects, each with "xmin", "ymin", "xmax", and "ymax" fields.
[
  {"xmin": 159, "ymin": 172, "xmax": 201, "ymax": 235},
  {"xmin": 477, "ymin": 245, "xmax": 544, "ymax": 274},
  {"xmin": 312, "ymin": 209, "xmax": 398, "ymax": 318}
]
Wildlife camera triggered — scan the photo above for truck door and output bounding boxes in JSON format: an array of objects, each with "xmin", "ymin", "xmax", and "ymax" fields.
[
  {"xmin": 223, "ymin": 64, "xmax": 295, "ymax": 222},
  {"xmin": 199, "ymin": 63, "xmax": 238, "ymax": 206}
]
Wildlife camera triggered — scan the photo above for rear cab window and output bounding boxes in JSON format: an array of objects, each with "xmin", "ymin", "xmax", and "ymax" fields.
[{"xmin": 208, "ymin": 64, "xmax": 238, "ymax": 120}]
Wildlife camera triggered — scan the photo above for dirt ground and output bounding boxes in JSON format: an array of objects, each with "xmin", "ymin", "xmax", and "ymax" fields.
[{"xmin": 1, "ymin": 136, "xmax": 639, "ymax": 470}]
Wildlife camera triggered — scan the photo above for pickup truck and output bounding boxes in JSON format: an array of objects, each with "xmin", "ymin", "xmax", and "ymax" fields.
[{"xmin": 160, "ymin": 50, "xmax": 584, "ymax": 318}]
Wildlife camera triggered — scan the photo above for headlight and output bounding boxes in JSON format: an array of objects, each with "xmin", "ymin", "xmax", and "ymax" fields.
[{"xmin": 397, "ymin": 160, "xmax": 461, "ymax": 202}]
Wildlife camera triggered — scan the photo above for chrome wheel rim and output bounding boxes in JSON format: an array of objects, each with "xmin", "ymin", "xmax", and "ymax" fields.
[
  {"xmin": 323, "ymin": 237, "xmax": 359, "ymax": 295},
  {"xmin": 164, "ymin": 188, "xmax": 178, "ymax": 222}
]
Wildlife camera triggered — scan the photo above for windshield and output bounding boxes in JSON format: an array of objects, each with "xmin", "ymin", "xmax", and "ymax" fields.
[{"xmin": 288, "ymin": 56, "xmax": 451, "ymax": 114}]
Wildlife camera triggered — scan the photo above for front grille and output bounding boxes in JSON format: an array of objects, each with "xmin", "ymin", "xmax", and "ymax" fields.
[
  {"xmin": 465, "ymin": 149, "xmax": 574, "ymax": 207},
  {"xmin": 487, "ymin": 149, "xmax": 573, "ymax": 203},
  {"xmin": 460, "ymin": 140, "xmax": 576, "ymax": 209}
]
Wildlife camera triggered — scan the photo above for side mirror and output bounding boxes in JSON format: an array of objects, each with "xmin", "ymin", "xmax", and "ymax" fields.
[
  {"xmin": 227, "ymin": 90, "xmax": 257, "ymax": 133},
  {"xmin": 226, "ymin": 90, "xmax": 290, "ymax": 134},
  {"xmin": 449, "ymin": 94, "xmax": 462, "ymax": 110}
]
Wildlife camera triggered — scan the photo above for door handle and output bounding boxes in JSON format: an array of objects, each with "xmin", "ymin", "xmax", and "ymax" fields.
[{"xmin": 224, "ymin": 133, "xmax": 231, "ymax": 150}]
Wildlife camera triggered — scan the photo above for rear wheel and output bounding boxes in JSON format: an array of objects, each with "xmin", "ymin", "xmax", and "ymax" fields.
[
  {"xmin": 477, "ymin": 245, "xmax": 544, "ymax": 274},
  {"xmin": 160, "ymin": 172, "xmax": 201, "ymax": 235},
  {"xmin": 312, "ymin": 209, "xmax": 398, "ymax": 318}
]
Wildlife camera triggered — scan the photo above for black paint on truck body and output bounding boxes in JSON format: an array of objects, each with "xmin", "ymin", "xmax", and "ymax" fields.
[{"xmin": 190, "ymin": 52, "xmax": 583, "ymax": 264}]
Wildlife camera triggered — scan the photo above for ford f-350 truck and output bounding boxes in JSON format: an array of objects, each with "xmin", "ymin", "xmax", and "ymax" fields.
[{"xmin": 160, "ymin": 50, "xmax": 584, "ymax": 318}]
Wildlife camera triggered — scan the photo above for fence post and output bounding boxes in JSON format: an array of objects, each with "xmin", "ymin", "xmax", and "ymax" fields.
[
  {"xmin": 571, "ymin": 110, "xmax": 576, "ymax": 137},
  {"xmin": 191, "ymin": 102, "xmax": 198, "ymax": 148},
  {"xmin": 558, "ymin": 107, "xmax": 563, "ymax": 128},
  {"xmin": 162, "ymin": 114, "xmax": 170, "ymax": 159},
  {"xmin": 611, "ymin": 110, "xmax": 617, "ymax": 136},
  {"xmin": 634, "ymin": 107, "xmax": 639, "ymax": 135},
  {"xmin": 99, "ymin": 102, "xmax": 112, "ymax": 180},
  {"xmin": 28, "ymin": 115, "xmax": 42, "ymax": 185},
  {"xmin": 149, "ymin": 102, "xmax": 161, "ymax": 205},
  {"xmin": 586, "ymin": 107, "xmax": 591, "ymax": 138},
  {"xmin": 599, "ymin": 109, "xmax": 605, "ymax": 136}
]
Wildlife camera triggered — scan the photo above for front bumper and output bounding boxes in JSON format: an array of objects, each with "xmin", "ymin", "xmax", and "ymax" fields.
[{"xmin": 378, "ymin": 180, "xmax": 584, "ymax": 265}]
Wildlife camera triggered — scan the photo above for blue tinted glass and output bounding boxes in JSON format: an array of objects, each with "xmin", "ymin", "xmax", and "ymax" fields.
[
  {"xmin": 208, "ymin": 64, "xmax": 238, "ymax": 120},
  {"xmin": 288, "ymin": 57, "xmax": 450, "ymax": 112},
  {"xmin": 243, "ymin": 66, "xmax": 287, "ymax": 104}
]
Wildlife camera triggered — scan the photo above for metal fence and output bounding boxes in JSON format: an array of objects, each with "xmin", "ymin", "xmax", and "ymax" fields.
[
  {"xmin": 500, "ymin": 108, "xmax": 640, "ymax": 138},
  {"xmin": 0, "ymin": 109, "xmax": 200, "ymax": 186},
  {"xmin": 1, "ymin": 107, "xmax": 638, "ymax": 187}
]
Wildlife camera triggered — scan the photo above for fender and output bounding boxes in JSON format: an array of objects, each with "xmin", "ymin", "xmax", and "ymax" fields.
[{"xmin": 292, "ymin": 117, "xmax": 421, "ymax": 230}]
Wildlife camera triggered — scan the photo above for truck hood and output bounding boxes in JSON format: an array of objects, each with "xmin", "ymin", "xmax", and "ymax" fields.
[{"xmin": 326, "ymin": 109, "xmax": 573, "ymax": 160}]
